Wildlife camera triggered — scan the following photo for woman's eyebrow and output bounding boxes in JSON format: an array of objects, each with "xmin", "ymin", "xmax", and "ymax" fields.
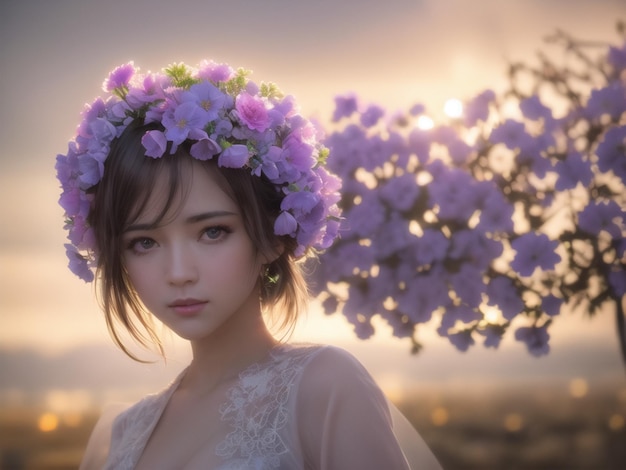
[
  {"xmin": 186, "ymin": 210, "xmax": 238, "ymax": 224},
  {"xmin": 124, "ymin": 211, "xmax": 238, "ymax": 233}
]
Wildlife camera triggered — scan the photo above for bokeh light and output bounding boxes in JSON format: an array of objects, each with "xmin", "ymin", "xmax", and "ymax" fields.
[
  {"xmin": 37, "ymin": 412, "xmax": 59, "ymax": 432},
  {"xmin": 416, "ymin": 115, "xmax": 435, "ymax": 130},
  {"xmin": 430, "ymin": 406, "xmax": 449, "ymax": 426},
  {"xmin": 569, "ymin": 378, "xmax": 589, "ymax": 398},
  {"xmin": 503, "ymin": 412, "xmax": 524, "ymax": 432},
  {"xmin": 444, "ymin": 98, "xmax": 463, "ymax": 118}
]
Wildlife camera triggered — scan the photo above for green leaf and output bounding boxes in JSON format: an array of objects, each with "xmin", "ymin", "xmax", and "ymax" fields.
[{"xmin": 164, "ymin": 63, "xmax": 199, "ymax": 89}]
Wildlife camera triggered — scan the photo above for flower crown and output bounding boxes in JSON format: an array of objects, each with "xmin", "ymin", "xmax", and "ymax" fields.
[{"xmin": 56, "ymin": 61, "xmax": 342, "ymax": 282}]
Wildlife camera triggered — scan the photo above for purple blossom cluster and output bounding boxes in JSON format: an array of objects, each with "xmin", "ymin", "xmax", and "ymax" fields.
[
  {"xmin": 56, "ymin": 61, "xmax": 341, "ymax": 282},
  {"xmin": 315, "ymin": 37, "xmax": 626, "ymax": 356}
]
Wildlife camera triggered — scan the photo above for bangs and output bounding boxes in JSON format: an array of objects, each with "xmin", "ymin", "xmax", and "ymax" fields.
[{"xmin": 123, "ymin": 154, "xmax": 192, "ymax": 233}]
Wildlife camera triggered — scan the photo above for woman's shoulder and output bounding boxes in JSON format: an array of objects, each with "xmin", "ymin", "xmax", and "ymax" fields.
[
  {"xmin": 278, "ymin": 343, "xmax": 382, "ymax": 402},
  {"xmin": 274, "ymin": 343, "xmax": 368, "ymax": 379},
  {"xmin": 111, "ymin": 370, "xmax": 183, "ymax": 431}
]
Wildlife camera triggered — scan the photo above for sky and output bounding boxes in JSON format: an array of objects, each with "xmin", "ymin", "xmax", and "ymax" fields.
[{"xmin": 0, "ymin": 0, "xmax": 624, "ymax": 389}]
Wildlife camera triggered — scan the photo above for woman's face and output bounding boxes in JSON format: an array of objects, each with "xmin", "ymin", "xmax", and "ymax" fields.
[{"xmin": 121, "ymin": 160, "xmax": 266, "ymax": 342}]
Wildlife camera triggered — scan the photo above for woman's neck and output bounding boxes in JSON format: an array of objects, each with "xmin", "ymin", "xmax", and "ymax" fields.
[{"xmin": 182, "ymin": 304, "xmax": 278, "ymax": 395}]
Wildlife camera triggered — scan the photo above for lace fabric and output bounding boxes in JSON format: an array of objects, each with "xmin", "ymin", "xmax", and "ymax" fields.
[
  {"xmin": 81, "ymin": 344, "xmax": 442, "ymax": 470},
  {"xmin": 214, "ymin": 345, "xmax": 313, "ymax": 469}
]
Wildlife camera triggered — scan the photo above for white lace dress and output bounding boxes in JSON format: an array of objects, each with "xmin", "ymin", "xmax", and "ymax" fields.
[{"xmin": 80, "ymin": 344, "xmax": 442, "ymax": 470}]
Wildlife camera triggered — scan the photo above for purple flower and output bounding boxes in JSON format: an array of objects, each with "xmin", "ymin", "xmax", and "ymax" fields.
[
  {"xmin": 280, "ymin": 133, "xmax": 316, "ymax": 176},
  {"xmin": 464, "ymin": 89, "xmax": 495, "ymax": 127},
  {"xmin": 360, "ymin": 104, "xmax": 384, "ymax": 128},
  {"xmin": 344, "ymin": 288, "xmax": 376, "ymax": 340},
  {"xmin": 542, "ymin": 294, "xmax": 562, "ymax": 317},
  {"xmin": 67, "ymin": 215, "xmax": 90, "ymax": 247},
  {"xmin": 516, "ymin": 136, "xmax": 553, "ymax": 178},
  {"xmin": 274, "ymin": 211, "xmax": 298, "ymax": 236},
  {"xmin": 477, "ymin": 191, "xmax": 515, "ymax": 234},
  {"xmin": 281, "ymin": 191, "xmax": 319, "ymax": 216},
  {"xmin": 450, "ymin": 229, "xmax": 503, "ymax": 269},
  {"xmin": 608, "ymin": 269, "xmax": 626, "ymax": 297},
  {"xmin": 197, "ymin": 60, "xmax": 235, "ymax": 82},
  {"xmin": 58, "ymin": 187, "xmax": 81, "ymax": 215},
  {"xmin": 235, "ymin": 92, "xmax": 270, "ymax": 132},
  {"xmin": 554, "ymin": 151, "xmax": 593, "ymax": 191},
  {"xmin": 378, "ymin": 173, "xmax": 420, "ymax": 212},
  {"xmin": 449, "ymin": 265, "xmax": 485, "ymax": 308},
  {"xmin": 427, "ymin": 168, "xmax": 477, "ymax": 221},
  {"xmin": 384, "ymin": 312, "xmax": 415, "ymax": 339},
  {"xmin": 409, "ymin": 103, "xmax": 425, "ymax": 116},
  {"xmin": 218, "ymin": 144, "xmax": 249, "ymax": 168},
  {"xmin": 608, "ymin": 43, "xmax": 626, "ymax": 73},
  {"xmin": 162, "ymin": 101, "xmax": 210, "ymax": 146},
  {"xmin": 585, "ymin": 83, "xmax": 626, "ymax": 120},
  {"xmin": 103, "ymin": 62, "xmax": 135, "ymax": 92},
  {"xmin": 332, "ymin": 94, "xmax": 358, "ymax": 122},
  {"xmin": 490, "ymin": 119, "xmax": 534, "ymax": 152},
  {"xmin": 77, "ymin": 153, "xmax": 106, "ymax": 189},
  {"xmin": 596, "ymin": 125, "xmax": 626, "ymax": 183},
  {"xmin": 511, "ymin": 232, "xmax": 561, "ymax": 276},
  {"xmin": 515, "ymin": 324, "xmax": 550, "ymax": 356},
  {"xmin": 486, "ymin": 276, "xmax": 523, "ymax": 321},
  {"xmin": 65, "ymin": 244, "xmax": 94, "ymax": 283},
  {"xmin": 578, "ymin": 200, "xmax": 623, "ymax": 238},
  {"xmin": 443, "ymin": 329, "xmax": 475, "ymax": 352},
  {"xmin": 142, "ymin": 130, "xmax": 168, "ymax": 158},
  {"xmin": 396, "ymin": 267, "xmax": 450, "ymax": 324},
  {"xmin": 323, "ymin": 243, "xmax": 375, "ymax": 280},
  {"xmin": 344, "ymin": 194, "xmax": 386, "ymax": 238},
  {"xmin": 321, "ymin": 295, "xmax": 339, "ymax": 315},
  {"xmin": 413, "ymin": 229, "xmax": 449, "ymax": 266},
  {"xmin": 125, "ymin": 73, "xmax": 169, "ymax": 107},
  {"xmin": 190, "ymin": 138, "xmax": 221, "ymax": 161},
  {"xmin": 478, "ymin": 324, "xmax": 504, "ymax": 349},
  {"xmin": 371, "ymin": 216, "xmax": 414, "ymax": 259},
  {"xmin": 440, "ymin": 304, "xmax": 482, "ymax": 330},
  {"xmin": 520, "ymin": 95, "xmax": 553, "ymax": 122},
  {"xmin": 183, "ymin": 81, "xmax": 226, "ymax": 122},
  {"xmin": 408, "ymin": 128, "xmax": 432, "ymax": 164}
]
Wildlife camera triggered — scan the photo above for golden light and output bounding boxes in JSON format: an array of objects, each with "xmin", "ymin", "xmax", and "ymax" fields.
[
  {"xmin": 503, "ymin": 412, "xmax": 524, "ymax": 432},
  {"xmin": 416, "ymin": 115, "xmax": 434, "ymax": 130},
  {"xmin": 430, "ymin": 406, "xmax": 449, "ymax": 426},
  {"xmin": 608, "ymin": 414, "xmax": 625, "ymax": 431},
  {"xmin": 568, "ymin": 378, "xmax": 589, "ymax": 398},
  {"xmin": 482, "ymin": 305, "xmax": 501, "ymax": 323},
  {"xmin": 63, "ymin": 412, "xmax": 83, "ymax": 428},
  {"xmin": 37, "ymin": 412, "xmax": 59, "ymax": 432},
  {"xmin": 443, "ymin": 98, "xmax": 463, "ymax": 118}
]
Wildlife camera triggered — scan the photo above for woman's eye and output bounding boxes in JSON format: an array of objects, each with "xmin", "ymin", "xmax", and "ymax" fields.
[
  {"xmin": 203, "ymin": 226, "xmax": 229, "ymax": 241},
  {"xmin": 128, "ymin": 237, "xmax": 156, "ymax": 253}
]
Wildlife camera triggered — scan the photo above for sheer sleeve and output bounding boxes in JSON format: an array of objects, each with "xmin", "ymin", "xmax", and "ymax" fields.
[
  {"xmin": 296, "ymin": 347, "xmax": 441, "ymax": 470},
  {"xmin": 79, "ymin": 403, "xmax": 128, "ymax": 470}
]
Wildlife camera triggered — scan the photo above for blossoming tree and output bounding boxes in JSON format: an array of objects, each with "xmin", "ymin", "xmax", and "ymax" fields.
[{"xmin": 313, "ymin": 27, "xmax": 626, "ymax": 365}]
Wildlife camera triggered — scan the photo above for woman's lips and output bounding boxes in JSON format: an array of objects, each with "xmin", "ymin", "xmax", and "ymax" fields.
[{"xmin": 168, "ymin": 299, "xmax": 208, "ymax": 316}]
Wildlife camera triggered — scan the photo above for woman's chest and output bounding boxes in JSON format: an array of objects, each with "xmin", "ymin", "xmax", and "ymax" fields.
[{"xmin": 134, "ymin": 389, "xmax": 226, "ymax": 470}]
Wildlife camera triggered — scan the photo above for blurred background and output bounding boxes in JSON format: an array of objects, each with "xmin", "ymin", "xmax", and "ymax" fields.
[{"xmin": 1, "ymin": 0, "xmax": 625, "ymax": 468}]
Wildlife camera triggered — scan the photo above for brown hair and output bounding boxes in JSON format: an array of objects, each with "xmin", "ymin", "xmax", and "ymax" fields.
[{"xmin": 88, "ymin": 121, "xmax": 309, "ymax": 360}]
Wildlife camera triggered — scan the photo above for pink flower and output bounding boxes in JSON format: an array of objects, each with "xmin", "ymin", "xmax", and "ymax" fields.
[{"xmin": 235, "ymin": 93, "xmax": 270, "ymax": 132}]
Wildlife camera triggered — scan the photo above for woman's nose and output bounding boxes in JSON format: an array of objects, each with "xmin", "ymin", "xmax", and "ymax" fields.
[{"xmin": 166, "ymin": 242, "xmax": 199, "ymax": 286}]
